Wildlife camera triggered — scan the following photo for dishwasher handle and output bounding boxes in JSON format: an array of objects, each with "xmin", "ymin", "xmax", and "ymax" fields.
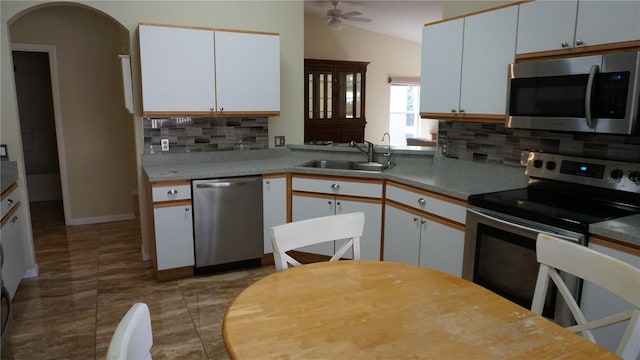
[{"xmin": 196, "ymin": 178, "xmax": 260, "ymax": 189}]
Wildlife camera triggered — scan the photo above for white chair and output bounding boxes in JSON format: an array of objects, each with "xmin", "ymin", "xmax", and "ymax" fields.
[
  {"xmin": 269, "ymin": 212, "xmax": 365, "ymax": 272},
  {"xmin": 531, "ymin": 233, "xmax": 640, "ymax": 360},
  {"xmin": 106, "ymin": 303, "xmax": 153, "ymax": 360}
]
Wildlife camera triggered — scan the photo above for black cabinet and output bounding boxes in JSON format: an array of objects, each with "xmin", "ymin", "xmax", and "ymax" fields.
[{"xmin": 304, "ymin": 59, "xmax": 369, "ymax": 143}]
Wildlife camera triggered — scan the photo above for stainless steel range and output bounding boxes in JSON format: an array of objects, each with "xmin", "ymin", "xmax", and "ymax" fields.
[{"xmin": 463, "ymin": 151, "xmax": 640, "ymax": 326}]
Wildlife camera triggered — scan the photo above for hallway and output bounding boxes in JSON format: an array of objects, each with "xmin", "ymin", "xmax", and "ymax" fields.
[{"xmin": 2, "ymin": 201, "xmax": 273, "ymax": 359}]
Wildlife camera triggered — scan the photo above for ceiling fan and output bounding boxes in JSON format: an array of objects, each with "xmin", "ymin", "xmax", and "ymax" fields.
[{"xmin": 326, "ymin": 0, "xmax": 372, "ymax": 30}]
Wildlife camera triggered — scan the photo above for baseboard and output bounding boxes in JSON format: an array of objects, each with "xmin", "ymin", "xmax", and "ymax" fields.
[
  {"xmin": 23, "ymin": 264, "xmax": 39, "ymax": 278},
  {"xmin": 67, "ymin": 212, "xmax": 135, "ymax": 226}
]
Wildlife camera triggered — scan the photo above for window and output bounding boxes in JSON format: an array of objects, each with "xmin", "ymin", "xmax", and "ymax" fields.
[{"xmin": 389, "ymin": 83, "xmax": 421, "ymax": 146}]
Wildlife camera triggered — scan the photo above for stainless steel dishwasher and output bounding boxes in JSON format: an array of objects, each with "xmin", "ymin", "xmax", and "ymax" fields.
[{"xmin": 192, "ymin": 176, "xmax": 263, "ymax": 275}]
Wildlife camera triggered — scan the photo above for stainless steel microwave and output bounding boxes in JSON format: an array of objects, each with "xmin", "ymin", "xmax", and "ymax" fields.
[{"xmin": 506, "ymin": 51, "xmax": 640, "ymax": 134}]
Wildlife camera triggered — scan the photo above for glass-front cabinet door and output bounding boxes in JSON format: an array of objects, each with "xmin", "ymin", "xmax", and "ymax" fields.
[{"xmin": 304, "ymin": 59, "xmax": 368, "ymax": 143}]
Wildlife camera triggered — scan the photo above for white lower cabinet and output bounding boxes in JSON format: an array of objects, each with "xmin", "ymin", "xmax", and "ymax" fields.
[
  {"xmin": 153, "ymin": 202, "xmax": 194, "ymax": 271},
  {"xmin": 384, "ymin": 181, "xmax": 466, "ymax": 277},
  {"xmin": 383, "ymin": 203, "xmax": 464, "ymax": 277},
  {"xmin": 148, "ymin": 180, "xmax": 195, "ymax": 280},
  {"xmin": 292, "ymin": 193, "xmax": 382, "ymax": 260},
  {"xmin": 383, "ymin": 204, "xmax": 421, "ymax": 265},
  {"xmin": 1, "ymin": 183, "xmax": 27, "ymax": 299},
  {"xmin": 262, "ymin": 175, "xmax": 288, "ymax": 254},
  {"xmin": 1, "ymin": 203, "xmax": 27, "ymax": 299},
  {"xmin": 291, "ymin": 175, "xmax": 383, "ymax": 260},
  {"xmin": 580, "ymin": 240, "xmax": 640, "ymax": 354}
]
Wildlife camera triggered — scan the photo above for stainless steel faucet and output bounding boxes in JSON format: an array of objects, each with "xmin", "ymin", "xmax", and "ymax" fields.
[
  {"xmin": 381, "ymin": 133, "xmax": 392, "ymax": 166},
  {"xmin": 349, "ymin": 141, "xmax": 375, "ymax": 163}
]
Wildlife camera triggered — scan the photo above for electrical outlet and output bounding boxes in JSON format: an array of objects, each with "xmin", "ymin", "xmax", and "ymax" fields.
[
  {"xmin": 275, "ymin": 136, "xmax": 285, "ymax": 147},
  {"xmin": 161, "ymin": 138, "xmax": 170, "ymax": 151}
]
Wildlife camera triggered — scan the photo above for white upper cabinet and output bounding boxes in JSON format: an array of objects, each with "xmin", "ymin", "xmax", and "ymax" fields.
[
  {"xmin": 460, "ymin": 5, "xmax": 518, "ymax": 115},
  {"xmin": 139, "ymin": 25, "xmax": 215, "ymax": 113},
  {"xmin": 139, "ymin": 24, "xmax": 280, "ymax": 116},
  {"xmin": 517, "ymin": 0, "xmax": 640, "ymax": 55},
  {"xmin": 420, "ymin": 5, "xmax": 517, "ymax": 117},
  {"xmin": 574, "ymin": 1, "xmax": 640, "ymax": 48},
  {"xmin": 420, "ymin": 18, "xmax": 464, "ymax": 115},
  {"xmin": 516, "ymin": 0, "xmax": 578, "ymax": 54},
  {"xmin": 215, "ymin": 31, "xmax": 280, "ymax": 113}
]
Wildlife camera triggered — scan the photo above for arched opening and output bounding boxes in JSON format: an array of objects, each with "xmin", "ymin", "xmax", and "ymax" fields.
[{"xmin": 8, "ymin": 2, "xmax": 137, "ymax": 226}]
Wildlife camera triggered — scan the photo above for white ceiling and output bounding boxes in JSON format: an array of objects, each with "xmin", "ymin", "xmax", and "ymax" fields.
[{"xmin": 304, "ymin": 0, "xmax": 444, "ymax": 43}]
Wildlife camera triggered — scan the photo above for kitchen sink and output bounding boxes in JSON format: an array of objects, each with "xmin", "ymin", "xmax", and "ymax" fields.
[{"xmin": 296, "ymin": 159, "xmax": 395, "ymax": 172}]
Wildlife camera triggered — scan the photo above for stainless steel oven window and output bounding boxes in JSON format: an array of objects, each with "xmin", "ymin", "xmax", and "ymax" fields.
[{"xmin": 463, "ymin": 207, "xmax": 585, "ymax": 327}]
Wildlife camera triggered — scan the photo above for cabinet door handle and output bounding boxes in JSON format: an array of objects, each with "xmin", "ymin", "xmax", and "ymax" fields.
[
  {"xmin": 7, "ymin": 199, "xmax": 14, "ymax": 206},
  {"xmin": 459, "ymin": 109, "xmax": 465, "ymax": 113},
  {"xmin": 185, "ymin": 207, "xmax": 190, "ymax": 212},
  {"xmin": 11, "ymin": 216, "xmax": 18, "ymax": 224},
  {"xmin": 561, "ymin": 41, "xmax": 569, "ymax": 48},
  {"xmin": 328, "ymin": 201, "xmax": 332, "ymax": 205},
  {"xmin": 576, "ymin": 39, "xmax": 584, "ymax": 46},
  {"xmin": 331, "ymin": 183, "xmax": 340, "ymax": 190},
  {"xmin": 418, "ymin": 198, "xmax": 426, "ymax": 206},
  {"xmin": 336, "ymin": 201, "xmax": 341, "ymax": 206},
  {"xmin": 451, "ymin": 109, "xmax": 457, "ymax": 113},
  {"xmin": 265, "ymin": 180, "xmax": 270, "ymax": 185},
  {"xmin": 167, "ymin": 189, "xmax": 178, "ymax": 195},
  {"xmin": 413, "ymin": 217, "xmax": 419, "ymax": 222},
  {"xmin": 210, "ymin": 107, "xmax": 214, "ymax": 112},
  {"xmin": 420, "ymin": 219, "xmax": 426, "ymax": 225}
]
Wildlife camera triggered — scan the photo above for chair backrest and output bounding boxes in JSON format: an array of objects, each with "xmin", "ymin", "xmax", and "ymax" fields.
[
  {"xmin": 531, "ymin": 233, "xmax": 640, "ymax": 360},
  {"xmin": 269, "ymin": 212, "xmax": 365, "ymax": 272},
  {"xmin": 106, "ymin": 303, "xmax": 153, "ymax": 360}
]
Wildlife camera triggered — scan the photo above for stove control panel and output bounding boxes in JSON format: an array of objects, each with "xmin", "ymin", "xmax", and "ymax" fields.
[{"xmin": 525, "ymin": 152, "xmax": 640, "ymax": 193}]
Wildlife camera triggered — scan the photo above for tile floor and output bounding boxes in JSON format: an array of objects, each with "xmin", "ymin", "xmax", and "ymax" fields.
[{"xmin": 2, "ymin": 201, "xmax": 274, "ymax": 359}]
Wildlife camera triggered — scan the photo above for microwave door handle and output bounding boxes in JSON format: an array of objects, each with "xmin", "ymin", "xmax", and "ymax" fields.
[{"xmin": 585, "ymin": 65, "xmax": 599, "ymax": 129}]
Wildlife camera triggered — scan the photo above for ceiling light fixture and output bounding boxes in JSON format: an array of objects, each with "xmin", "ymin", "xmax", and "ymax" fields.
[{"xmin": 329, "ymin": 17, "xmax": 343, "ymax": 30}]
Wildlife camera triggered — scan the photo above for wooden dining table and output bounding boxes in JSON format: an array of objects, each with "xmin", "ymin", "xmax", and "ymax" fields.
[{"xmin": 223, "ymin": 260, "xmax": 617, "ymax": 359}]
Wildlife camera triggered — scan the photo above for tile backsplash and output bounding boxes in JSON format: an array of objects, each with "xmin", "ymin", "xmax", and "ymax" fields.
[
  {"xmin": 143, "ymin": 117, "xmax": 268, "ymax": 154},
  {"xmin": 439, "ymin": 121, "xmax": 640, "ymax": 167}
]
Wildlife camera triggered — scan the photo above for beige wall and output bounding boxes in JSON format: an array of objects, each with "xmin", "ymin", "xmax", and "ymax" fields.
[
  {"xmin": 1, "ymin": 1, "xmax": 304, "ymax": 262},
  {"xmin": 304, "ymin": 15, "xmax": 424, "ymax": 144},
  {"xmin": 10, "ymin": 5, "xmax": 136, "ymax": 223}
]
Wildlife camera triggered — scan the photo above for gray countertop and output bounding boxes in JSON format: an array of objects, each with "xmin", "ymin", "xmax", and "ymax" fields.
[
  {"xmin": 1, "ymin": 161, "xmax": 18, "ymax": 193},
  {"xmin": 590, "ymin": 215, "xmax": 640, "ymax": 246},
  {"xmin": 143, "ymin": 146, "xmax": 639, "ymax": 248},
  {"xmin": 143, "ymin": 147, "xmax": 528, "ymax": 200}
]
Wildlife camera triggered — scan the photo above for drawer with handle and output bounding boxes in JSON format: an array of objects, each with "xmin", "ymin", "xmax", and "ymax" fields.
[
  {"xmin": 151, "ymin": 181, "xmax": 191, "ymax": 202},
  {"xmin": 385, "ymin": 182, "xmax": 466, "ymax": 224},
  {"xmin": 1, "ymin": 183, "xmax": 20, "ymax": 220}
]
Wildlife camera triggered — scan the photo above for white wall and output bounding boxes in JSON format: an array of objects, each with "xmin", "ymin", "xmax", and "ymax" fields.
[{"xmin": 304, "ymin": 14, "xmax": 423, "ymax": 144}]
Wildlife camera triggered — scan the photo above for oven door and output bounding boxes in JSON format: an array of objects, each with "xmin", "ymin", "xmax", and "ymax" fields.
[{"xmin": 463, "ymin": 206, "xmax": 586, "ymax": 326}]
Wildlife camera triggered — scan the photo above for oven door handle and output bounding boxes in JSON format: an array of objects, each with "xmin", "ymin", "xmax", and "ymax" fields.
[{"xmin": 467, "ymin": 208, "xmax": 581, "ymax": 243}]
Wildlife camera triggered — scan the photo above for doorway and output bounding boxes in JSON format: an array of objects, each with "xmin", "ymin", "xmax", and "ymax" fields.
[{"xmin": 11, "ymin": 45, "xmax": 67, "ymax": 224}]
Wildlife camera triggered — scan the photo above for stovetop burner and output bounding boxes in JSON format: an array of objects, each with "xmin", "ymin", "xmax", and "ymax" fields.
[{"xmin": 468, "ymin": 152, "xmax": 640, "ymax": 234}]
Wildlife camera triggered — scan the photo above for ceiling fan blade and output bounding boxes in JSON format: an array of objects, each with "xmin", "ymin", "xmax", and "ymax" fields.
[
  {"xmin": 327, "ymin": 8, "xmax": 342, "ymax": 17},
  {"xmin": 341, "ymin": 11, "xmax": 362, "ymax": 18},
  {"xmin": 347, "ymin": 16, "xmax": 372, "ymax": 23}
]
